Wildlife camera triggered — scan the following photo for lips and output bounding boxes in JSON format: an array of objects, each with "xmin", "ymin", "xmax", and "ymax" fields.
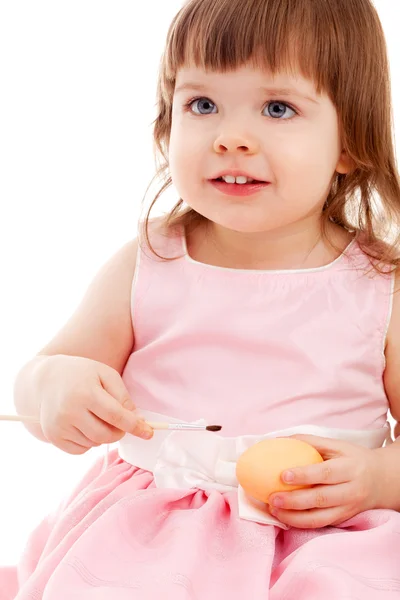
[{"xmin": 210, "ymin": 179, "xmax": 271, "ymax": 197}]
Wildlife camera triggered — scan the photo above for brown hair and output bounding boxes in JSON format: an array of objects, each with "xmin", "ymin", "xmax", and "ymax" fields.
[{"xmin": 143, "ymin": 0, "xmax": 400, "ymax": 271}]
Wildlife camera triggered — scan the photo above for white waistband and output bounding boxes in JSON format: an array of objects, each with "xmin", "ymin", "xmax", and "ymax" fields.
[{"xmin": 118, "ymin": 410, "xmax": 392, "ymax": 530}]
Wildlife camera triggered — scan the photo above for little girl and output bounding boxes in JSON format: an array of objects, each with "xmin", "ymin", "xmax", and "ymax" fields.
[{"xmin": 3, "ymin": 0, "xmax": 400, "ymax": 597}]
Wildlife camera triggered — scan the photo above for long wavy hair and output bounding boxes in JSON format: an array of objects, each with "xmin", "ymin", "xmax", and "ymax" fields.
[{"xmin": 142, "ymin": 0, "xmax": 400, "ymax": 271}]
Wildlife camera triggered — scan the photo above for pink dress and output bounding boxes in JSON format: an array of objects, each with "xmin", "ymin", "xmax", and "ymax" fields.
[{"xmin": 2, "ymin": 223, "xmax": 400, "ymax": 599}]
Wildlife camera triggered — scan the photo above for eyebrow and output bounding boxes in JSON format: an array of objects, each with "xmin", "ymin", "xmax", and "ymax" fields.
[{"xmin": 174, "ymin": 83, "xmax": 320, "ymax": 105}]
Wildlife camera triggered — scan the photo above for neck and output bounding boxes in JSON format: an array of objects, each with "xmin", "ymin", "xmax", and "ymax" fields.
[{"xmin": 188, "ymin": 218, "xmax": 351, "ymax": 270}]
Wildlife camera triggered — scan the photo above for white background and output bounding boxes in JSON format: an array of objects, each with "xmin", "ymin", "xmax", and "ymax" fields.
[{"xmin": 0, "ymin": 1, "xmax": 399, "ymax": 565}]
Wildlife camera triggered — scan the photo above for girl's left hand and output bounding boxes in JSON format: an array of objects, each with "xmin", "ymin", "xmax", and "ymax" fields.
[{"xmin": 268, "ymin": 434, "xmax": 383, "ymax": 529}]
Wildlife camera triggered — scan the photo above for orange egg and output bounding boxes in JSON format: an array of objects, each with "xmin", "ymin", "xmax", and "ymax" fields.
[{"xmin": 236, "ymin": 437, "xmax": 323, "ymax": 504}]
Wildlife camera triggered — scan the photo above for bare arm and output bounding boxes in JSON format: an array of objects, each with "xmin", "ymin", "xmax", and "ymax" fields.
[
  {"xmin": 14, "ymin": 238, "xmax": 139, "ymax": 441},
  {"xmin": 383, "ymin": 272, "xmax": 400, "ymax": 435},
  {"xmin": 376, "ymin": 270, "xmax": 400, "ymax": 509}
]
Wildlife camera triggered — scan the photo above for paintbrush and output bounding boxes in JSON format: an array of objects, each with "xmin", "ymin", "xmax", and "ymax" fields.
[{"xmin": 0, "ymin": 414, "xmax": 222, "ymax": 432}]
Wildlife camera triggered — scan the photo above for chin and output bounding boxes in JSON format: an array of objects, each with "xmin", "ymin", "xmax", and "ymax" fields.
[
  {"xmin": 222, "ymin": 222, "xmax": 271, "ymax": 234},
  {"xmin": 210, "ymin": 214, "xmax": 282, "ymax": 234},
  {"xmin": 185, "ymin": 196, "xmax": 291, "ymax": 233}
]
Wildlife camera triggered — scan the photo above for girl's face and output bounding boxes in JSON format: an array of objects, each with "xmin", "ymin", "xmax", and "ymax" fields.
[{"xmin": 169, "ymin": 64, "xmax": 351, "ymax": 234}]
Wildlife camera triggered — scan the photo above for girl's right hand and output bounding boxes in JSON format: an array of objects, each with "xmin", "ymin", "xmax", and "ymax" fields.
[{"xmin": 37, "ymin": 354, "xmax": 154, "ymax": 455}]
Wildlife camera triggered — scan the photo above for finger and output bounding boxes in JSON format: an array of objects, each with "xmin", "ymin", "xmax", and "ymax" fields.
[
  {"xmin": 270, "ymin": 505, "xmax": 349, "ymax": 529},
  {"xmin": 281, "ymin": 457, "xmax": 355, "ymax": 486},
  {"xmin": 98, "ymin": 367, "xmax": 136, "ymax": 412},
  {"xmin": 69, "ymin": 425, "xmax": 99, "ymax": 447},
  {"xmin": 42, "ymin": 425, "xmax": 94, "ymax": 451},
  {"xmin": 90, "ymin": 388, "xmax": 153, "ymax": 439},
  {"xmin": 290, "ymin": 434, "xmax": 358, "ymax": 459},
  {"xmin": 269, "ymin": 482, "xmax": 354, "ymax": 511},
  {"xmin": 55, "ymin": 438, "xmax": 90, "ymax": 455},
  {"xmin": 79, "ymin": 412, "xmax": 126, "ymax": 445}
]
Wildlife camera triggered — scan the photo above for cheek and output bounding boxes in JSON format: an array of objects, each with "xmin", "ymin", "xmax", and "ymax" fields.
[
  {"xmin": 169, "ymin": 121, "xmax": 189, "ymax": 167},
  {"xmin": 273, "ymin": 133, "xmax": 339, "ymax": 194},
  {"xmin": 167, "ymin": 122, "xmax": 180, "ymax": 174},
  {"xmin": 168, "ymin": 149, "xmax": 195, "ymax": 205},
  {"xmin": 169, "ymin": 123, "xmax": 205, "ymax": 190},
  {"xmin": 168, "ymin": 141, "xmax": 186, "ymax": 191}
]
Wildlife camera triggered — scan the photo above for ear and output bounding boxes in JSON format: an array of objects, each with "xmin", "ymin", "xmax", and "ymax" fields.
[{"xmin": 335, "ymin": 149, "xmax": 354, "ymax": 174}]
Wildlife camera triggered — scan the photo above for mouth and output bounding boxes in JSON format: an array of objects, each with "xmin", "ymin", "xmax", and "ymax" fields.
[
  {"xmin": 209, "ymin": 176, "xmax": 270, "ymax": 197},
  {"xmin": 210, "ymin": 173, "xmax": 270, "ymax": 185},
  {"xmin": 213, "ymin": 176, "xmax": 266, "ymax": 185}
]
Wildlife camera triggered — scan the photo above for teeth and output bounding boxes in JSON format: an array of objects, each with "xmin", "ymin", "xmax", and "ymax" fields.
[{"xmin": 221, "ymin": 175, "xmax": 254, "ymax": 184}]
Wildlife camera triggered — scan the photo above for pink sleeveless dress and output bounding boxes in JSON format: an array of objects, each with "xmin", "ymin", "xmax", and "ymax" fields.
[{"xmin": 2, "ymin": 223, "xmax": 400, "ymax": 600}]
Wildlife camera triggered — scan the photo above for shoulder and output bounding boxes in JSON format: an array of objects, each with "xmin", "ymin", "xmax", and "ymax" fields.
[
  {"xmin": 37, "ymin": 236, "xmax": 140, "ymax": 372},
  {"xmin": 106, "ymin": 237, "xmax": 139, "ymax": 275},
  {"xmin": 99, "ymin": 237, "xmax": 139, "ymax": 272},
  {"xmin": 86, "ymin": 237, "xmax": 139, "ymax": 299}
]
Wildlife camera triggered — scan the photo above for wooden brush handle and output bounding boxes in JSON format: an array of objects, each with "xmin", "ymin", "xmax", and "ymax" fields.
[
  {"xmin": 0, "ymin": 414, "xmax": 39, "ymax": 423},
  {"xmin": 0, "ymin": 415, "xmax": 210, "ymax": 432},
  {"xmin": 0, "ymin": 415, "xmax": 169, "ymax": 430}
]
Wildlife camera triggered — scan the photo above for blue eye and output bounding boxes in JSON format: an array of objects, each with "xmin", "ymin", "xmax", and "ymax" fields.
[
  {"xmin": 264, "ymin": 101, "xmax": 297, "ymax": 120},
  {"xmin": 184, "ymin": 97, "xmax": 298, "ymax": 120},
  {"xmin": 189, "ymin": 97, "xmax": 217, "ymax": 115}
]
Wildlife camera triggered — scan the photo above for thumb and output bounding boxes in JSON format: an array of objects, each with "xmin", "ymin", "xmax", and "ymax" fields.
[{"xmin": 289, "ymin": 434, "xmax": 351, "ymax": 459}]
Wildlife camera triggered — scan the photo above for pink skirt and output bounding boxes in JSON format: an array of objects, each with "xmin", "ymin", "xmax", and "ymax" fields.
[{"xmin": 2, "ymin": 449, "xmax": 400, "ymax": 599}]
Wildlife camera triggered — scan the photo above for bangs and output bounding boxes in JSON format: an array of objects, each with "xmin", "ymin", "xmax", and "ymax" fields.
[{"xmin": 162, "ymin": 0, "xmax": 347, "ymax": 101}]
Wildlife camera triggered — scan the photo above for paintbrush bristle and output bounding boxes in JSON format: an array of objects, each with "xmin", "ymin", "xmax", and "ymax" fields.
[{"xmin": 206, "ymin": 425, "xmax": 222, "ymax": 432}]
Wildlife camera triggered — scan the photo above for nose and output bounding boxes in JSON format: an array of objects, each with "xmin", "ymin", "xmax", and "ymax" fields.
[{"xmin": 213, "ymin": 131, "xmax": 260, "ymax": 155}]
